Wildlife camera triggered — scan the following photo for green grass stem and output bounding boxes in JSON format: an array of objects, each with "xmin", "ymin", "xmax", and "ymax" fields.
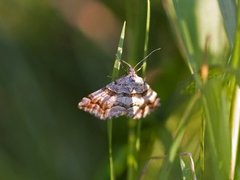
[
  {"xmin": 126, "ymin": 1, "xmax": 150, "ymax": 179},
  {"xmin": 229, "ymin": 2, "xmax": 240, "ymax": 179},
  {"xmin": 108, "ymin": 21, "xmax": 126, "ymax": 180},
  {"xmin": 136, "ymin": 0, "xmax": 150, "ymax": 161}
]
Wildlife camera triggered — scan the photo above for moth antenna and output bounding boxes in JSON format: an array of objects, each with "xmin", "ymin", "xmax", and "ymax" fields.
[
  {"xmin": 133, "ymin": 48, "xmax": 161, "ymax": 70},
  {"xmin": 121, "ymin": 60, "xmax": 132, "ymax": 69},
  {"xmin": 135, "ymin": 66, "xmax": 143, "ymax": 73}
]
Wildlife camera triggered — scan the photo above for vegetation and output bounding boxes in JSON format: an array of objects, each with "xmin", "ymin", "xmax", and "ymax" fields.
[{"xmin": 0, "ymin": 0, "xmax": 239, "ymax": 179}]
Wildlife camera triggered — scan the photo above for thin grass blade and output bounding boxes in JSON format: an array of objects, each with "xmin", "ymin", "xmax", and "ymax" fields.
[
  {"xmin": 217, "ymin": 0, "xmax": 237, "ymax": 48},
  {"xmin": 108, "ymin": 21, "xmax": 126, "ymax": 180},
  {"xmin": 179, "ymin": 152, "xmax": 197, "ymax": 180},
  {"xmin": 229, "ymin": 2, "xmax": 240, "ymax": 179}
]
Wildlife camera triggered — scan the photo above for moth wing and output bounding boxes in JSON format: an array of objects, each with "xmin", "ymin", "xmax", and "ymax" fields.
[{"xmin": 78, "ymin": 88, "xmax": 127, "ymax": 120}]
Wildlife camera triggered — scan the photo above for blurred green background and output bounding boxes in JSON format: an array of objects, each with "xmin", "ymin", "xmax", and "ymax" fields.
[{"xmin": 0, "ymin": 0, "xmax": 238, "ymax": 179}]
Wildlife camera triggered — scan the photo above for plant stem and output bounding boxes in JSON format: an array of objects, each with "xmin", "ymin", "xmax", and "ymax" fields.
[
  {"xmin": 229, "ymin": 86, "xmax": 240, "ymax": 180},
  {"xmin": 229, "ymin": 2, "xmax": 240, "ymax": 179},
  {"xmin": 126, "ymin": 0, "xmax": 150, "ymax": 179},
  {"xmin": 107, "ymin": 21, "xmax": 126, "ymax": 180},
  {"xmin": 135, "ymin": 0, "xmax": 151, "ymax": 163},
  {"xmin": 108, "ymin": 120, "xmax": 115, "ymax": 180},
  {"xmin": 127, "ymin": 120, "xmax": 138, "ymax": 180}
]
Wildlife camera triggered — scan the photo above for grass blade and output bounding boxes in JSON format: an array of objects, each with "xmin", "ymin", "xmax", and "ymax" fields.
[
  {"xmin": 229, "ymin": 2, "xmax": 240, "ymax": 179},
  {"xmin": 179, "ymin": 152, "xmax": 197, "ymax": 180},
  {"xmin": 136, "ymin": 0, "xmax": 151, "ymax": 164},
  {"xmin": 112, "ymin": 21, "xmax": 126, "ymax": 80},
  {"xmin": 217, "ymin": 0, "xmax": 237, "ymax": 48},
  {"xmin": 125, "ymin": 0, "xmax": 151, "ymax": 179},
  {"xmin": 202, "ymin": 80, "xmax": 230, "ymax": 180},
  {"xmin": 108, "ymin": 21, "xmax": 126, "ymax": 180}
]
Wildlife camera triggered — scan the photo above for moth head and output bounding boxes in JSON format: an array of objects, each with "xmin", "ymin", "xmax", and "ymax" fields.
[{"xmin": 120, "ymin": 60, "xmax": 136, "ymax": 75}]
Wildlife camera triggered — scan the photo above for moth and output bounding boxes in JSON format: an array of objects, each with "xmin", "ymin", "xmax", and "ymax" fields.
[{"xmin": 78, "ymin": 50, "xmax": 160, "ymax": 120}]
